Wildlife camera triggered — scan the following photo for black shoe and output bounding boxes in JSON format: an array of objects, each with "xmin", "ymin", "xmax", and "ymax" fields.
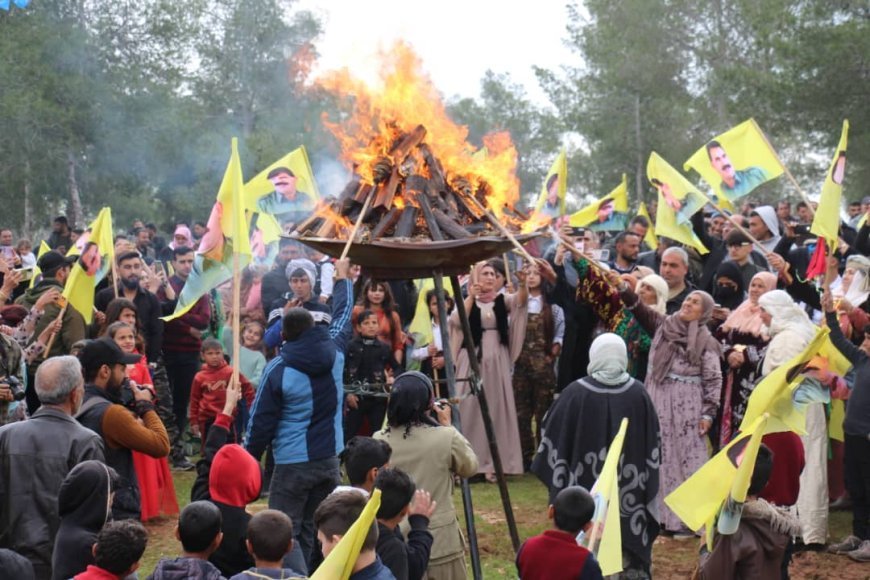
[{"xmin": 171, "ymin": 457, "xmax": 195, "ymax": 471}]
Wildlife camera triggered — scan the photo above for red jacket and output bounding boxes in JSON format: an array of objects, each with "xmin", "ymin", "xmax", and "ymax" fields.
[
  {"xmin": 159, "ymin": 275, "xmax": 211, "ymax": 353},
  {"xmin": 516, "ymin": 530, "xmax": 603, "ymax": 580},
  {"xmin": 759, "ymin": 432, "xmax": 805, "ymax": 507},
  {"xmin": 189, "ymin": 360, "xmax": 254, "ymax": 426}
]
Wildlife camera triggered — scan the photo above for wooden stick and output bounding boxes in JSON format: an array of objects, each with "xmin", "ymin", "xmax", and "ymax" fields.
[
  {"xmin": 463, "ymin": 195, "xmax": 535, "ymax": 262},
  {"xmin": 340, "ymin": 187, "xmax": 375, "ymax": 260},
  {"xmin": 44, "ymin": 305, "xmax": 67, "ymax": 354},
  {"xmin": 231, "ymin": 251, "xmax": 241, "ymax": 391},
  {"xmin": 548, "ymin": 232, "xmax": 610, "ymax": 276}
]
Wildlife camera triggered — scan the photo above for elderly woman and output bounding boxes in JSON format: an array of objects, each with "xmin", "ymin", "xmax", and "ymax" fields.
[
  {"xmin": 374, "ymin": 372, "xmax": 478, "ymax": 580},
  {"xmin": 758, "ymin": 290, "xmax": 828, "ymax": 547},
  {"xmin": 715, "ymin": 272, "xmax": 778, "ymax": 446},
  {"xmin": 532, "ymin": 333, "xmax": 660, "ymax": 577},
  {"xmin": 619, "ymin": 283, "xmax": 722, "ymax": 535},
  {"xmin": 559, "ymin": 245, "xmax": 668, "ymax": 380}
]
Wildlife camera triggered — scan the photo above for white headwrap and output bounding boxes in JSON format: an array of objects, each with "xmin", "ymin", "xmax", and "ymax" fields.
[
  {"xmin": 285, "ymin": 258, "xmax": 317, "ymax": 287},
  {"xmin": 758, "ymin": 290, "xmax": 816, "ymax": 343},
  {"xmin": 833, "ymin": 254, "xmax": 870, "ymax": 308},
  {"xmin": 587, "ymin": 333, "xmax": 631, "ymax": 386},
  {"xmin": 637, "ymin": 274, "xmax": 668, "ymax": 315}
]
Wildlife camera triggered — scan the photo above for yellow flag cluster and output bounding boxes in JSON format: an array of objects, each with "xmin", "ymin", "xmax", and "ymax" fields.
[
  {"xmin": 569, "ymin": 175, "xmax": 629, "ymax": 232},
  {"xmin": 583, "ymin": 418, "xmax": 628, "ymax": 577},
  {"xmin": 311, "ymin": 489, "xmax": 382, "ymax": 580},
  {"xmin": 810, "ymin": 120, "xmax": 849, "ymax": 244},
  {"xmin": 646, "ymin": 153, "xmax": 708, "ymax": 255},
  {"xmin": 62, "ymin": 208, "xmax": 115, "ymax": 324}
]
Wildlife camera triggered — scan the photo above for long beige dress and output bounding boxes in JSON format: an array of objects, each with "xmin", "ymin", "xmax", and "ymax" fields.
[{"xmin": 450, "ymin": 293, "xmax": 527, "ymax": 475}]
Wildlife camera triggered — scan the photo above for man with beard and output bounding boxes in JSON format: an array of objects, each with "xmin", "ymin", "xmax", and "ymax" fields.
[
  {"xmin": 608, "ymin": 231, "xmax": 641, "ymax": 274},
  {"xmin": 256, "ymin": 167, "xmax": 315, "ymax": 227},
  {"xmin": 76, "ymin": 338, "xmax": 169, "ymax": 521},
  {"xmin": 0, "ymin": 356, "xmax": 104, "ymax": 579},
  {"xmin": 95, "ymin": 252, "xmax": 164, "ymax": 367}
]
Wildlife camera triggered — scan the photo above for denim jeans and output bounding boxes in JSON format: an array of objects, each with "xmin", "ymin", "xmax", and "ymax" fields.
[{"xmin": 270, "ymin": 457, "xmax": 341, "ymax": 573}]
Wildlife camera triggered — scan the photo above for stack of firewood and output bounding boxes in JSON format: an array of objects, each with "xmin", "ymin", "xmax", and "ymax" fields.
[{"xmin": 289, "ymin": 124, "xmax": 528, "ymax": 242}]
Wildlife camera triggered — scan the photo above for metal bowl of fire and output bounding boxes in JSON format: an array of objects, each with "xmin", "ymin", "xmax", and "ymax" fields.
[{"xmin": 287, "ymin": 123, "xmax": 540, "ymax": 279}]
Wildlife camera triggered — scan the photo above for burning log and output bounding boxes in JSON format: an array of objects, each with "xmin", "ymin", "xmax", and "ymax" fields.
[
  {"xmin": 394, "ymin": 206, "xmax": 419, "ymax": 238},
  {"xmin": 415, "ymin": 192, "xmax": 444, "ymax": 241},
  {"xmin": 432, "ymin": 207, "xmax": 471, "ymax": 240},
  {"xmin": 371, "ymin": 207, "xmax": 402, "ymax": 239},
  {"xmin": 373, "ymin": 125, "xmax": 427, "ymax": 209}
]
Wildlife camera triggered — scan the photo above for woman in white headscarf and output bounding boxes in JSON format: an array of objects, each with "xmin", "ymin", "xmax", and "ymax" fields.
[
  {"xmin": 830, "ymin": 254, "xmax": 870, "ymax": 341},
  {"xmin": 532, "ymin": 333, "xmax": 660, "ymax": 577},
  {"xmin": 758, "ymin": 289, "xmax": 828, "ymax": 546}
]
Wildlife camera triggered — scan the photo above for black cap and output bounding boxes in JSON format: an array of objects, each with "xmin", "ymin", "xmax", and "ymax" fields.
[
  {"xmin": 37, "ymin": 250, "xmax": 77, "ymax": 272},
  {"xmin": 78, "ymin": 337, "xmax": 140, "ymax": 373}
]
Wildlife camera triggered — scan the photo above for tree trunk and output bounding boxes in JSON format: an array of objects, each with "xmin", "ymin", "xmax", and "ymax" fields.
[
  {"xmin": 67, "ymin": 149, "xmax": 83, "ymax": 228},
  {"xmin": 634, "ymin": 93, "xmax": 644, "ymax": 204},
  {"xmin": 23, "ymin": 160, "xmax": 33, "ymax": 237}
]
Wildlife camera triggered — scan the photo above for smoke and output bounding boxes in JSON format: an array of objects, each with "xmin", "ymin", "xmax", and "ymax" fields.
[{"xmin": 310, "ymin": 153, "xmax": 351, "ymax": 199}]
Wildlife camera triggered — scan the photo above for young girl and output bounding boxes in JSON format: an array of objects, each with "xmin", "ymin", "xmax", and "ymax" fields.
[
  {"xmin": 222, "ymin": 319, "xmax": 267, "ymax": 434},
  {"xmin": 344, "ymin": 310, "xmax": 396, "ymax": 442},
  {"xmin": 512, "ymin": 265, "xmax": 564, "ymax": 469},
  {"xmin": 352, "ymin": 279, "xmax": 405, "ymax": 367},
  {"xmin": 409, "ymin": 288, "xmax": 453, "ymax": 397},
  {"xmin": 106, "ymin": 320, "xmax": 179, "ymax": 522}
]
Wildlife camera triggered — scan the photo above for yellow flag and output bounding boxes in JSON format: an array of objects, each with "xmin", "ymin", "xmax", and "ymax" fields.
[
  {"xmin": 717, "ymin": 414, "xmax": 769, "ymax": 536},
  {"xmin": 569, "ymin": 175, "xmax": 629, "ymax": 232},
  {"xmin": 646, "ymin": 153, "xmax": 709, "ymax": 254},
  {"xmin": 311, "ymin": 489, "xmax": 382, "ymax": 580},
  {"xmin": 534, "ymin": 150, "xmax": 567, "ymax": 219},
  {"xmin": 62, "ymin": 208, "xmax": 115, "ymax": 324},
  {"xmin": 243, "ymin": 146, "xmax": 320, "ymax": 245},
  {"xmin": 29, "ymin": 241, "xmax": 51, "ymax": 289},
  {"xmin": 408, "ymin": 278, "xmax": 451, "ymax": 348},
  {"xmin": 684, "ymin": 119, "xmax": 785, "ymax": 205},
  {"xmin": 636, "ymin": 202, "xmax": 658, "ymax": 250},
  {"xmin": 740, "ymin": 327, "xmax": 830, "ymax": 435},
  {"xmin": 810, "ymin": 121, "xmax": 849, "ymax": 243},
  {"xmin": 164, "ymin": 139, "xmax": 250, "ymax": 322},
  {"xmin": 664, "ymin": 414, "xmax": 768, "ymax": 533},
  {"xmin": 583, "ymin": 418, "xmax": 627, "ymax": 577}
]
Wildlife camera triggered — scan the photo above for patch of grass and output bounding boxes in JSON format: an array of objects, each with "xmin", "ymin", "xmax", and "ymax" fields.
[{"xmin": 141, "ymin": 470, "xmax": 864, "ymax": 579}]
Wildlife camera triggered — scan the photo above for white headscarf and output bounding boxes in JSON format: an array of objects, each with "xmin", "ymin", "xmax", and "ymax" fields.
[
  {"xmin": 587, "ymin": 333, "xmax": 631, "ymax": 386},
  {"xmin": 758, "ymin": 290, "xmax": 816, "ymax": 343},
  {"xmin": 637, "ymin": 274, "xmax": 668, "ymax": 315},
  {"xmin": 833, "ymin": 254, "xmax": 870, "ymax": 308}
]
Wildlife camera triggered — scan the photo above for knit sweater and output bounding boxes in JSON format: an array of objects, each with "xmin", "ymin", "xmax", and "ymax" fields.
[{"xmin": 189, "ymin": 361, "xmax": 255, "ymax": 426}]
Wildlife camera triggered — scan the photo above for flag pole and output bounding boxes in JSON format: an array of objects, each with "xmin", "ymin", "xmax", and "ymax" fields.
[
  {"xmin": 753, "ymin": 120, "xmax": 817, "ymax": 218},
  {"xmin": 231, "ymin": 250, "xmax": 241, "ymax": 389}
]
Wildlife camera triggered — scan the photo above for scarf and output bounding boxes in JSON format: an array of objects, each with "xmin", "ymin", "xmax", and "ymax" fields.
[
  {"xmin": 169, "ymin": 225, "xmax": 193, "ymax": 250},
  {"xmin": 758, "ymin": 290, "xmax": 816, "ymax": 344},
  {"xmin": 587, "ymin": 333, "xmax": 631, "ymax": 386},
  {"xmin": 650, "ymin": 290, "xmax": 718, "ymax": 385},
  {"xmin": 637, "ymin": 274, "xmax": 668, "ymax": 315},
  {"xmin": 721, "ymin": 272, "xmax": 777, "ymax": 336},
  {"xmin": 832, "ymin": 254, "xmax": 870, "ymax": 308},
  {"xmin": 712, "ymin": 261, "xmax": 746, "ymax": 311},
  {"xmin": 472, "ymin": 262, "xmax": 498, "ymax": 304}
]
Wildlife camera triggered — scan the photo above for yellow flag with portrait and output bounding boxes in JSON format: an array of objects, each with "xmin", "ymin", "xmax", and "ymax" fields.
[
  {"xmin": 534, "ymin": 150, "xmax": 567, "ymax": 219},
  {"xmin": 646, "ymin": 153, "xmax": 708, "ymax": 254},
  {"xmin": 569, "ymin": 175, "xmax": 629, "ymax": 232},
  {"xmin": 810, "ymin": 120, "xmax": 849, "ymax": 244},
  {"xmin": 684, "ymin": 119, "xmax": 784, "ymax": 206}
]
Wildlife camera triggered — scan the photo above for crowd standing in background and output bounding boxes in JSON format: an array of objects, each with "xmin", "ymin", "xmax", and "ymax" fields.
[{"xmin": 0, "ymin": 194, "xmax": 869, "ymax": 579}]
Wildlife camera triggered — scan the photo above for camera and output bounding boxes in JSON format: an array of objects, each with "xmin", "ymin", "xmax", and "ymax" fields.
[
  {"xmin": 119, "ymin": 378, "xmax": 137, "ymax": 409},
  {"xmin": 3, "ymin": 375, "xmax": 25, "ymax": 402}
]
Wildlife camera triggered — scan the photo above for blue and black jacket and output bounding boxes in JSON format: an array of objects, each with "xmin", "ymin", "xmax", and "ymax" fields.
[{"xmin": 245, "ymin": 278, "xmax": 353, "ymax": 464}]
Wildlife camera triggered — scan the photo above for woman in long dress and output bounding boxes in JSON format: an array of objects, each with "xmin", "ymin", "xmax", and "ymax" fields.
[
  {"xmin": 619, "ymin": 282, "xmax": 721, "ymax": 535},
  {"xmin": 450, "ymin": 260, "xmax": 527, "ymax": 479}
]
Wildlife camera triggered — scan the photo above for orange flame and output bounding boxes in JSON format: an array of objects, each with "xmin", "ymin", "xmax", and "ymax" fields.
[
  {"xmin": 316, "ymin": 203, "xmax": 354, "ymax": 233},
  {"xmin": 317, "ymin": 42, "xmax": 519, "ymax": 217}
]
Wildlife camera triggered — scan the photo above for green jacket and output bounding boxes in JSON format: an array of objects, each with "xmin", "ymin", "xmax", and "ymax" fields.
[{"xmin": 15, "ymin": 278, "xmax": 86, "ymax": 362}]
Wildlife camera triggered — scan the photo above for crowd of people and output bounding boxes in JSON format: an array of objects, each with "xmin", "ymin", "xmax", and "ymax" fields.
[{"xmin": 0, "ymin": 192, "xmax": 868, "ymax": 579}]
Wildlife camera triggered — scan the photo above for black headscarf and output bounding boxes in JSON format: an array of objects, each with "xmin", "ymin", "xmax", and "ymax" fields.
[
  {"xmin": 386, "ymin": 371, "xmax": 439, "ymax": 437},
  {"xmin": 713, "ymin": 261, "xmax": 746, "ymax": 311}
]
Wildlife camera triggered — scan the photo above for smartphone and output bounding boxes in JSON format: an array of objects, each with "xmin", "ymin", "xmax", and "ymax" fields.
[
  {"xmin": 570, "ymin": 227, "xmax": 586, "ymax": 237},
  {"xmin": 13, "ymin": 267, "xmax": 34, "ymax": 282},
  {"xmin": 590, "ymin": 249, "xmax": 610, "ymax": 261},
  {"xmin": 794, "ymin": 224, "xmax": 811, "ymax": 235}
]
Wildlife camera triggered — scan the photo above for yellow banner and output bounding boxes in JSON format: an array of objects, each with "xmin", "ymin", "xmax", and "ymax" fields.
[
  {"xmin": 646, "ymin": 153, "xmax": 708, "ymax": 255},
  {"xmin": 684, "ymin": 119, "xmax": 784, "ymax": 205},
  {"xmin": 569, "ymin": 174, "xmax": 629, "ymax": 232},
  {"xmin": 586, "ymin": 418, "xmax": 627, "ymax": 576},
  {"xmin": 534, "ymin": 150, "xmax": 568, "ymax": 219},
  {"xmin": 637, "ymin": 202, "xmax": 658, "ymax": 250},
  {"xmin": 311, "ymin": 489, "xmax": 382, "ymax": 580},
  {"xmin": 62, "ymin": 208, "xmax": 115, "ymax": 323},
  {"xmin": 810, "ymin": 120, "xmax": 849, "ymax": 243}
]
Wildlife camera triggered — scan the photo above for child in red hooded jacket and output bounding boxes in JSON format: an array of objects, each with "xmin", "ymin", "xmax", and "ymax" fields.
[{"xmin": 189, "ymin": 338, "xmax": 255, "ymax": 445}]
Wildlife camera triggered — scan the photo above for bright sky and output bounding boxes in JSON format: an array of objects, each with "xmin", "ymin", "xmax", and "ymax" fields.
[{"xmin": 295, "ymin": 0, "xmax": 575, "ymax": 107}]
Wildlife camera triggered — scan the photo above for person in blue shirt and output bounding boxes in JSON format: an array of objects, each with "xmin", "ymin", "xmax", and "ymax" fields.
[{"xmin": 245, "ymin": 257, "xmax": 352, "ymax": 574}]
